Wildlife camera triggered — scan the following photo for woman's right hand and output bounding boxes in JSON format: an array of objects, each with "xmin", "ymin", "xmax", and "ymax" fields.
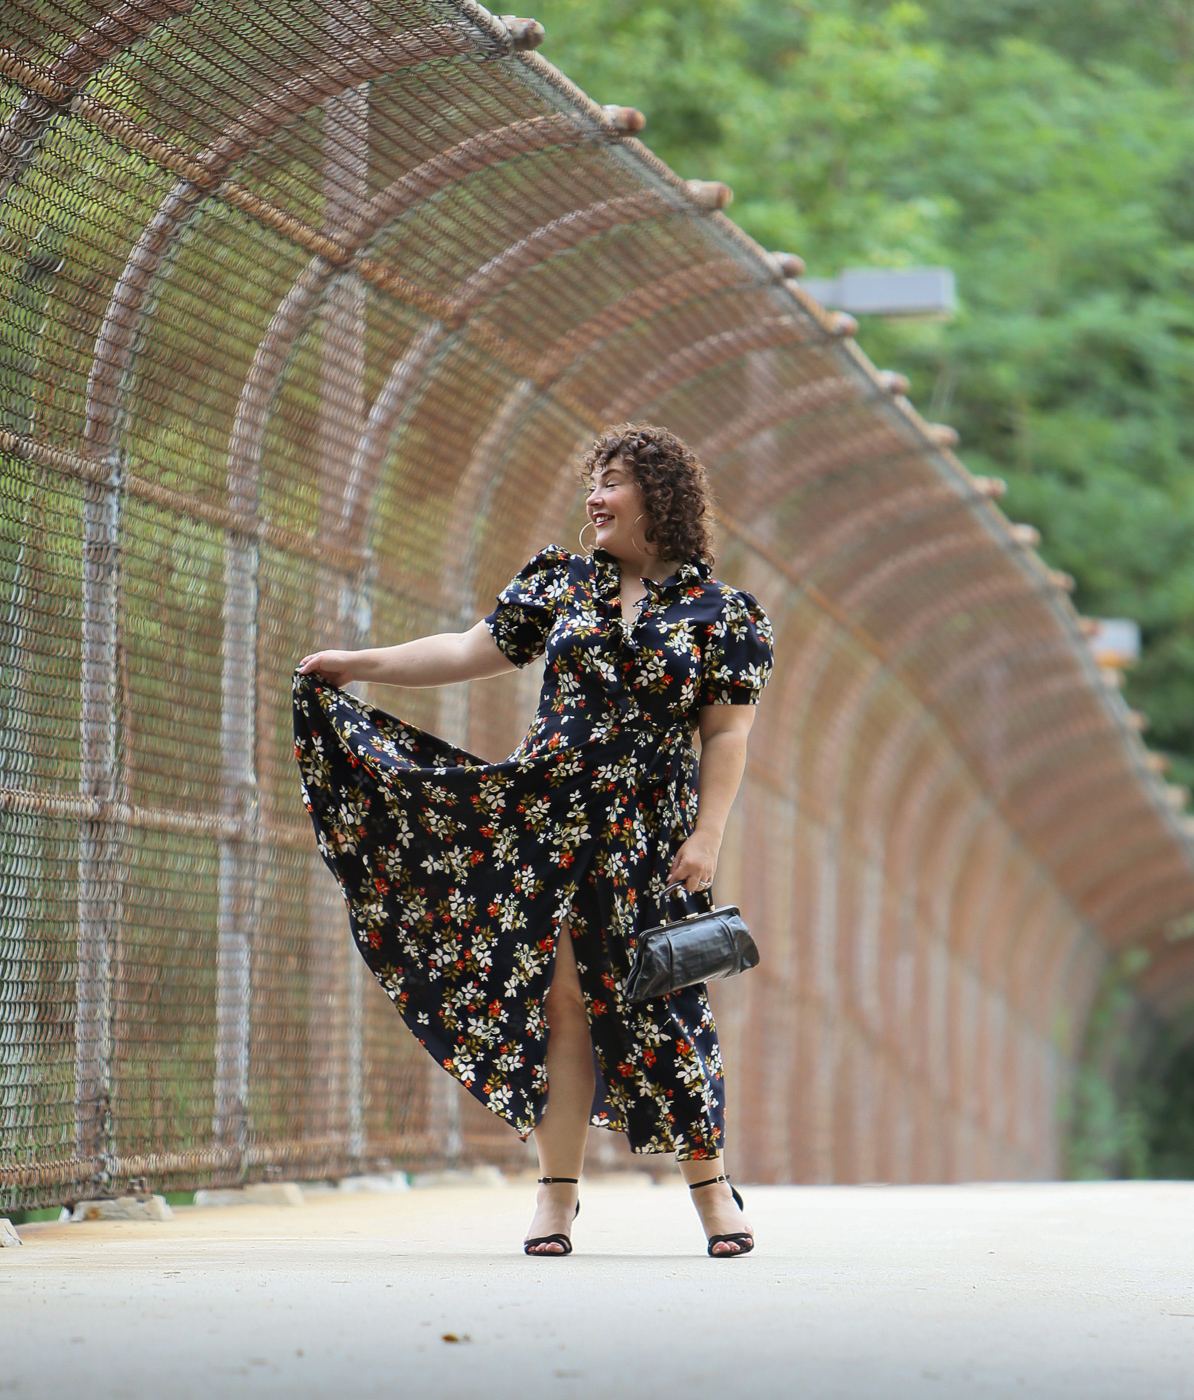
[{"xmin": 297, "ymin": 650, "xmax": 356, "ymax": 686}]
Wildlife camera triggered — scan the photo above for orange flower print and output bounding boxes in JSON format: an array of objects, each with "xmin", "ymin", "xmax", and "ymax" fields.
[{"xmin": 294, "ymin": 544, "xmax": 771, "ymax": 1157}]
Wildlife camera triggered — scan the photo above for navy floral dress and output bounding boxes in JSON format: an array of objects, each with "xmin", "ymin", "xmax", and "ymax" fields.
[{"xmin": 293, "ymin": 546, "xmax": 773, "ymax": 1159}]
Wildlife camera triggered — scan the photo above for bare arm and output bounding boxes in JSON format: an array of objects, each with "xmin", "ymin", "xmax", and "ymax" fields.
[
  {"xmin": 667, "ymin": 703, "xmax": 757, "ymax": 893},
  {"xmin": 297, "ymin": 619, "xmax": 517, "ymax": 688}
]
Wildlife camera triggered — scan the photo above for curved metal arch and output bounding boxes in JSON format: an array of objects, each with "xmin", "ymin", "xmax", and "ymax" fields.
[
  {"xmin": 1104, "ymin": 870, "xmax": 1194, "ymax": 953},
  {"xmin": 524, "ymin": 317, "xmax": 846, "ymax": 554},
  {"xmin": 455, "ymin": 262, "xmax": 781, "ymax": 607},
  {"xmin": 835, "ymin": 528, "xmax": 1007, "ymax": 616},
  {"xmin": 801, "ymin": 652, "xmax": 886, "ymax": 821},
  {"xmin": 885, "ymin": 573, "xmax": 1043, "ymax": 658},
  {"xmin": 982, "ymin": 839, "xmax": 1048, "ymax": 1013},
  {"xmin": 1037, "ymin": 784, "xmax": 1171, "ymax": 883},
  {"xmin": 924, "ymin": 787, "xmax": 996, "ymax": 943},
  {"xmin": 1069, "ymin": 837, "xmax": 1189, "ymax": 915},
  {"xmin": 226, "ymin": 112, "xmax": 603, "ymax": 527},
  {"xmin": 1139, "ymin": 941, "xmax": 1194, "ymax": 1015},
  {"xmin": 338, "ymin": 193, "xmax": 713, "ymax": 549},
  {"xmin": 997, "ymin": 712, "xmax": 1125, "ymax": 802},
  {"xmin": 1013, "ymin": 752, "xmax": 1143, "ymax": 840},
  {"xmin": 765, "ymin": 606, "xmax": 867, "ymax": 816},
  {"xmin": 516, "ymin": 263, "xmax": 786, "ymax": 552},
  {"xmin": 598, "ymin": 316, "xmax": 818, "ymax": 423},
  {"xmin": 924, "ymin": 630, "xmax": 1070, "ymax": 709},
  {"xmin": 1093, "ymin": 860, "xmax": 1194, "ymax": 941},
  {"xmin": 695, "ymin": 375, "xmax": 863, "ymax": 467},
  {"xmin": 942, "ymin": 812, "xmax": 1021, "ymax": 967},
  {"xmin": 194, "ymin": 25, "xmax": 475, "ymax": 181},
  {"xmin": 1009, "ymin": 875, "xmax": 1069, "ymax": 1029},
  {"xmin": 882, "ymin": 746, "xmax": 972, "ymax": 931},
  {"xmin": 788, "ymin": 482, "xmax": 969, "ymax": 583},
  {"xmin": 949, "ymin": 662, "xmax": 1091, "ymax": 755},
  {"xmin": 872, "ymin": 754, "xmax": 981, "ymax": 1055},
  {"xmin": 83, "ymin": 20, "xmax": 484, "ymax": 457},
  {"xmin": 350, "ymin": 114, "xmax": 596, "ymax": 249},
  {"xmin": 857, "ymin": 703, "xmax": 940, "ymax": 860},
  {"xmin": 450, "ymin": 192, "xmax": 675, "ymax": 318},
  {"xmin": 533, "ymin": 258, "xmax": 753, "ymax": 384},
  {"xmin": 733, "ymin": 426, "xmax": 919, "ymax": 521},
  {"xmin": 0, "ymin": 0, "xmax": 197, "ymax": 201}
]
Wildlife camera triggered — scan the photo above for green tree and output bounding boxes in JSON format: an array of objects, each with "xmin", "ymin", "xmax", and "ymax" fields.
[{"xmin": 533, "ymin": 0, "xmax": 1194, "ymax": 786}]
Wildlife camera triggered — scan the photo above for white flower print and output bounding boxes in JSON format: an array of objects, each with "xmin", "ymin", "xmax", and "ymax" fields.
[{"xmin": 294, "ymin": 544, "xmax": 772, "ymax": 1155}]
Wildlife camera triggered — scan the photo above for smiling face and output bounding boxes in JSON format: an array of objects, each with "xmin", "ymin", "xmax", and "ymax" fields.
[{"xmin": 584, "ymin": 455, "xmax": 655, "ymax": 564}]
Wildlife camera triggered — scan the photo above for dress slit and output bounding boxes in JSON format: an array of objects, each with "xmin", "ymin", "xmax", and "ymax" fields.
[{"xmin": 294, "ymin": 544, "xmax": 773, "ymax": 1159}]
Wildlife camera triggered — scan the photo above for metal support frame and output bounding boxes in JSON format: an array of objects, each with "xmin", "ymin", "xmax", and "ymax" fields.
[
  {"xmin": 0, "ymin": 0, "xmax": 197, "ymax": 201},
  {"xmin": 307, "ymin": 74, "xmax": 370, "ymax": 1164},
  {"xmin": 76, "ymin": 466, "xmax": 122, "ymax": 1178},
  {"xmin": 3, "ymin": 0, "xmax": 1192, "ymax": 1197}
]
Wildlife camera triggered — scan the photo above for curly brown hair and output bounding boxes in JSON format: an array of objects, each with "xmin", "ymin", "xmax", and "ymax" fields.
[{"xmin": 578, "ymin": 423, "xmax": 715, "ymax": 564}]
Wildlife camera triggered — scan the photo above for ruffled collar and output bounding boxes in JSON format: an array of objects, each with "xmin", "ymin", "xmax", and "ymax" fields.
[{"xmin": 591, "ymin": 548, "xmax": 711, "ymax": 602}]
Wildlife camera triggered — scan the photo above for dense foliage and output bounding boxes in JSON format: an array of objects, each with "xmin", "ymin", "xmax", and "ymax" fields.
[
  {"xmin": 530, "ymin": 0, "xmax": 1194, "ymax": 1175},
  {"xmin": 532, "ymin": 0, "xmax": 1194, "ymax": 789}
]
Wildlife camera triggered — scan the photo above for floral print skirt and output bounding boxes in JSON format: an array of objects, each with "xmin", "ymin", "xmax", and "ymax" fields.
[{"xmin": 293, "ymin": 671, "xmax": 726, "ymax": 1159}]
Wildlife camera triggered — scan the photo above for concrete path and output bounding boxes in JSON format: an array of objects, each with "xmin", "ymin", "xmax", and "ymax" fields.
[{"xmin": 4, "ymin": 1177, "xmax": 1193, "ymax": 1399}]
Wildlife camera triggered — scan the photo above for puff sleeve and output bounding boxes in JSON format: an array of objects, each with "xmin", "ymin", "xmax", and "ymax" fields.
[
  {"xmin": 483, "ymin": 546, "xmax": 573, "ymax": 668},
  {"xmin": 697, "ymin": 588, "xmax": 775, "ymax": 706}
]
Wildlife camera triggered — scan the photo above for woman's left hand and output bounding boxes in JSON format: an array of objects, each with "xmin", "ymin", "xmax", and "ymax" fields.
[{"xmin": 668, "ymin": 829, "xmax": 721, "ymax": 894}]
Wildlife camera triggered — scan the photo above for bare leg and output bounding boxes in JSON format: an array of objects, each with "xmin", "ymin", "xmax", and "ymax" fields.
[
  {"xmin": 678, "ymin": 1153, "xmax": 754, "ymax": 1255},
  {"xmin": 525, "ymin": 920, "xmax": 595, "ymax": 1253}
]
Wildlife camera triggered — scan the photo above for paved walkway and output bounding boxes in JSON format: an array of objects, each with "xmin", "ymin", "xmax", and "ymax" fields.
[{"xmin": 4, "ymin": 1177, "xmax": 1193, "ymax": 1398}]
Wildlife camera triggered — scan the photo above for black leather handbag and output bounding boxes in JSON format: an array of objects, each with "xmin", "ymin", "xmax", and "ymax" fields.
[{"xmin": 623, "ymin": 881, "xmax": 760, "ymax": 1003}]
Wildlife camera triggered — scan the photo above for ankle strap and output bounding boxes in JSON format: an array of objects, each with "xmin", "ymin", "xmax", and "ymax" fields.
[
  {"xmin": 537, "ymin": 1176, "xmax": 579, "ymax": 1185},
  {"xmin": 688, "ymin": 1173, "xmax": 730, "ymax": 1191}
]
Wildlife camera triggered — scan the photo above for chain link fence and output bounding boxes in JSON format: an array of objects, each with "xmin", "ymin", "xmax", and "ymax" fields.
[{"xmin": 3, "ymin": 0, "xmax": 1193, "ymax": 1209}]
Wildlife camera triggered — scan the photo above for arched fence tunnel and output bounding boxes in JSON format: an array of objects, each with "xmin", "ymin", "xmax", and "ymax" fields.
[{"xmin": 3, "ymin": 0, "xmax": 1194, "ymax": 1208}]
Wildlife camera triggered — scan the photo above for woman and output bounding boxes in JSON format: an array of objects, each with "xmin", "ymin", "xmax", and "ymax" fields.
[{"xmin": 294, "ymin": 423, "xmax": 773, "ymax": 1256}]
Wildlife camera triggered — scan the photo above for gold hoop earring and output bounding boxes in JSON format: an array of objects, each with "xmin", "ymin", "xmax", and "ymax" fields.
[
  {"xmin": 578, "ymin": 520, "xmax": 597, "ymax": 555},
  {"xmin": 631, "ymin": 513, "xmax": 649, "ymax": 556}
]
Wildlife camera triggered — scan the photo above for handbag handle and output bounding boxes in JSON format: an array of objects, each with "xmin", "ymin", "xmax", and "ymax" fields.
[{"xmin": 661, "ymin": 879, "xmax": 712, "ymax": 905}]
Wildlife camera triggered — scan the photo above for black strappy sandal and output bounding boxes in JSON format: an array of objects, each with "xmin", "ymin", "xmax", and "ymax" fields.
[
  {"xmin": 689, "ymin": 1173, "xmax": 754, "ymax": 1257},
  {"xmin": 523, "ymin": 1176, "xmax": 581, "ymax": 1256}
]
